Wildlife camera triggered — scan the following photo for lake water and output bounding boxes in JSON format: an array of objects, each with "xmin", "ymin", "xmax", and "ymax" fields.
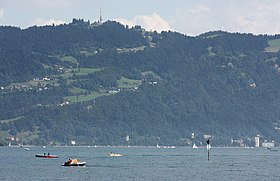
[{"xmin": 0, "ymin": 146, "xmax": 279, "ymax": 181}]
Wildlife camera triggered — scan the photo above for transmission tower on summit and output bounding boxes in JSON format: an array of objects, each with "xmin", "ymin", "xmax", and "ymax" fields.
[
  {"xmin": 99, "ymin": 8, "xmax": 102, "ymax": 23},
  {"xmin": 92, "ymin": 7, "xmax": 103, "ymax": 26}
]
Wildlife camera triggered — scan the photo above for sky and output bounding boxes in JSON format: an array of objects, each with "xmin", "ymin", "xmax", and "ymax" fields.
[{"xmin": 1, "ymin": 0, "xmax": 280, "ymax": 36}]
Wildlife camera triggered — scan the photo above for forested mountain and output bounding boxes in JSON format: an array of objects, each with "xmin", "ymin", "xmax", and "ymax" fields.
[{"xmin": 1, "ymin": 19, "xmax": 280, "ymax": 146}]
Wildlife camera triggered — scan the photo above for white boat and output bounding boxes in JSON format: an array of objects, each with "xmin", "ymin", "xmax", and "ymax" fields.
[
  {"xmin": 107, "ymin": 152, "xmax": 123, "ymax": 157},
  {"xmin": 192, "ymin": 143, "xmax": 198, "ymax": 149}
]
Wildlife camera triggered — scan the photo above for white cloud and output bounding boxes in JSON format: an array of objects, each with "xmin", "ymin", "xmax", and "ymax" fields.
[
  {"xmin": 232, "ymin": 2, "xmax": 280, "ymax": 35},
  {"xmin": 115, "ymin": 13, "xmax": 172, "ymax": 32},
  {"xmin": 0, "ymin": 9, "xmax": 4, "ymax": 18},
  {"xmin": 175, "ymin": 1, "xmax": 280, "ymax": 35},
  {"xmin": 30, "ymin": 18, "xmax": 65, "ymax": 27}
]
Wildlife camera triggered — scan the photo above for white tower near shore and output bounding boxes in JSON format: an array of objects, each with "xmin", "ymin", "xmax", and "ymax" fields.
[{"xmin": 255, "ymin": 135, "xmax": 260, "ymax": 147}]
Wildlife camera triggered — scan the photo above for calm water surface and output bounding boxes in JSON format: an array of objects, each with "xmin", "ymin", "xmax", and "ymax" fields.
[{"xmin": 0, "ymin": 146, "xmax": 279, "ymax": 181}]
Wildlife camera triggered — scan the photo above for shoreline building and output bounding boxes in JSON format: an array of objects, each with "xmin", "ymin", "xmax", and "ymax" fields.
[{"xmin": 254, "ymin": 135, "xmax": 260, "ymax": 147}]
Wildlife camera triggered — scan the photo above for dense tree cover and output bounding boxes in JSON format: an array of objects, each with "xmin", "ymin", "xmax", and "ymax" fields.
[
  {"xmin": 71, "ymin": 70, "xmax": 121, "ymax": 91},
  {"xmin": 0, "ymin": 20, "xmax": 146, "ymax": 85},
  {"xmin": 1, "ymin": 20, "xmax": 280, "ymax": 146}
]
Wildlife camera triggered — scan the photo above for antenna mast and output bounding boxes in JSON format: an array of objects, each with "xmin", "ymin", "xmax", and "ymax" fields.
[{"xmin": 99, "ymin": 8, "xmax": 102, "ymax": 23}]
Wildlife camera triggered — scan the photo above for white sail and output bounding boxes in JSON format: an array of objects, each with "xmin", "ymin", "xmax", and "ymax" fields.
[{"xmin": 206, "ymin": 144, "xmax": 211, "ymax": 151}]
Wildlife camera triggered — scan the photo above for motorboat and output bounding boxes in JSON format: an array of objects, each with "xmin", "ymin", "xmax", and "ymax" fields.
[
  {"xmin": 35, "ymin": 153, "xmax": 58, "ymax": 158},
  {"xmin": 62, "ymin": 159, "xmax": 86, "ymax": 166},
  {"xmin": 107, "ymin": 152, "xmax": 123, "ymax": 157},
  {"xmin": 267, "ymin": 147, "xmax": 278, "ymax": 151}
]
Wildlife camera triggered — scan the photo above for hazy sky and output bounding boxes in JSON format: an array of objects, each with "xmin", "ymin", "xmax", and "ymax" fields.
[{"xmin": 1, "ymin": 0, "xmax": 280, "ymax": 36}]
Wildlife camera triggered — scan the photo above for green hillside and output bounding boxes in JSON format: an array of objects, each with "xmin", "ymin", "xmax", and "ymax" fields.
[{"xmin": 1, "ymin": 19, "xmax": 280, "ymax": 147}]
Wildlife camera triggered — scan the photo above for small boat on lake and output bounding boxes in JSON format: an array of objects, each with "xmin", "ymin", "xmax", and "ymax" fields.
[
  {"xmin": 62, "ymin": 159, "xmax": 86, "ymax": 166},
  {"xmin": 35, "ymin": 153, "xmax": 58, "ymax": 158},
  {"xmin": 267, "ymin": 147, "xmax": 278, "ymax": 151},
  {"xmin": 107, "ymin": 152, "xmax": 123, "ymax": 157}
]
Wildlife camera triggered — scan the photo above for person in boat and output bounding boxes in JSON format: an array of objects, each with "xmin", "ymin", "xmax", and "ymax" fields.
[
  {"xmin": 65, "ymin": 158, "xmax": 72, "ymax": 165},
  {"xmin": 65, "ymin": 158, "xmax": 79, "ymax": 165},
  {"xmin": 44, "ymin": 153, "xmax": 46, "ymax": 156},
  {"xmin": 47, "ymin": 153, "xmax": 50, "ymax": 156},
  {"xmin": 72, "ymin": 159, "xmax": 78, "ymax": 164}
]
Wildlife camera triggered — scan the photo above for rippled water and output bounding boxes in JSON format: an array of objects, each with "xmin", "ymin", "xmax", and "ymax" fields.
[{"xmin": 0, "ymin": 146, "xmax": 279, "ymax": 181}]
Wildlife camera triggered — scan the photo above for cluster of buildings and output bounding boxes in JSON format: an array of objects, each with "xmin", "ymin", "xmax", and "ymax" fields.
[
  {"xmin": 254, "ymin": 135, "xmax": 275, "ymax": 148},
  {"xmin": 190, "ymin": 132, "xmax": 277, "ymax": 148},
  {"xmin": 230, "ymin": 135, "xmax": 276, "ymax": 148}
]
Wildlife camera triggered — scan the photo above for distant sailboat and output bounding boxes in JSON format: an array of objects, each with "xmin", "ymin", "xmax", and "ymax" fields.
[
  {"xmin": 8, "ymin": 142, "xmax": 11, "ymax": 147},
  {"xmin": 156, "ymin": 137, "xmax": 160, "ymax": 148},
  {"xmin": 192, "ymin": 143, "xmax": 198, "ymax": 149}
]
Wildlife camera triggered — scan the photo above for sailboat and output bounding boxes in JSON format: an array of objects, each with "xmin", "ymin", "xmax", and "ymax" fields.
[{"xmin": 192, "ymin": 143, "xmax": 198, "ymax": 149}]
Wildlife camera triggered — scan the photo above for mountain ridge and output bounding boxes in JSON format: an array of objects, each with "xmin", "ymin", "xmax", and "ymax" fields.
[{"xmin": 1, "ymin": 19, "xmax": 280, "ymax": 147}]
